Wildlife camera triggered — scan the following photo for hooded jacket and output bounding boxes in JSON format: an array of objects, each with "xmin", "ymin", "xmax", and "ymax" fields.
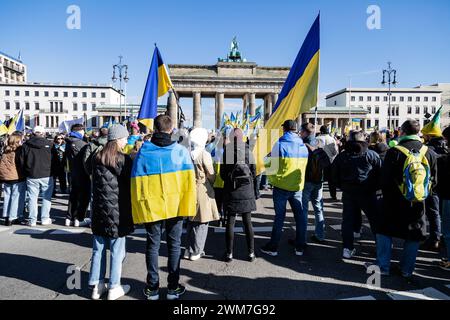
[
  {"xmin": 65, "ymin": 133, "xmax": 89, "ymax": 183},
  {"xmin": 332, "ymin": 141, "xmax": 382, "ymax": 194},
  {"xmin": 19, "ymin": 136, "xmax": 53, "ymax": 179}
]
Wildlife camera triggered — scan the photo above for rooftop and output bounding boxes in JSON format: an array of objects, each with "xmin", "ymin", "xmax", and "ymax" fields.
[
  {"xmin": 326, "ymin": 87, "xmax": 443, "ymax": 99},
  {"xmin": 304, "ymin": 106, "xmax": 369, "ymax": 114},
  {"xmin": 0, "ymin": 51, "xmax": 23, "ymax": 64}
]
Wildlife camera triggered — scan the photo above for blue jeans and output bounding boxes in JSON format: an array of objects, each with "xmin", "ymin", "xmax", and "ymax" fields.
[
  {"xmin": 376, "ymin": 234, "xmax": 420, "ymax": 277},
  {"xmin": 2, "ymin": 181, "xmax": 26, "ymax": 220},
  {"xmin": 88, "ymin": 236, "xmax": 126, "ymax": 289},
  {"xmin": 27, "ymin": 177, "xmax": 54, "ymax": 224},
  {"xmin": 269, "ymin": 187, "xmax": 306, "ymax": 249},
  {"xmin": 145, "ymin": 218, "xmax": 184, "ymax": 290},
  {"xmin": 302, "ymin": 182, "xmax": 325, "ymax": 240},
  {"xmin": 441, "ymin": 200, "xmax": 450, "ymax": 259}
]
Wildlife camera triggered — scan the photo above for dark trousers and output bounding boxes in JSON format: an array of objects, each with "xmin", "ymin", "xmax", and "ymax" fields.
[
  {"xmin": 226, "ymin": 212, "xmax": 254, "ymax": 255},
  {"xmin": 425, "ymin": 193, "xmax": 441, "ymax": 241},
  {"xmin": 67, "ymin": 179, "xmax": 90, "ymax": 221},
  {"xmin": 214, "ymin": 188, "xmax": 224, "ymax": 221},
  {"xmin": 53, "ymin": 173, "xmax": 67, "ymax": 193},
  {"xmin": 342, "ymin": 192, "xmax": 378, "ymax": 250},
  {"xmin": 145, "ymin": 217, "xmax": 183, "ymax": 290}
]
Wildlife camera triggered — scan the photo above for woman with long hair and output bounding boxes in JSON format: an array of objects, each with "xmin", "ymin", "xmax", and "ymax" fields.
[
  {"xmin": 88, "ymin": 124, "xmax": 134, "ymax": 300},
  {"xmin": 0, "ymin": 132, "xmax": 26, "ymax": 226}
]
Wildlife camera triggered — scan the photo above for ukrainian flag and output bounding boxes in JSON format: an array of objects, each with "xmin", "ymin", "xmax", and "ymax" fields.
[
  {"xmin": 255, "ymin": 14, "xmax": 320, "ymax": 174},
  {"xmin": 0, "ymin": 120, "xmax": 8, "ymax": 136},
  {"xmin": 131, "ymin": 141, "xmax": 197, "ymax": 224},
  {"xmin": 7, "ymin": 109, "xmax": 25, "ymax": 134},
  {"xmin": 138, "ymin": 46, "xmax": 173, "ymax": 129}
]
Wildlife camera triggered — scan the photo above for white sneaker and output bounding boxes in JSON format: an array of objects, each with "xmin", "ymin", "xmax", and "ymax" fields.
[
  {"xmin": 75, "ymin": 219, "xmax": 89, "ymax": 228},
  {"xmin": 107, "ymin": 285, "xmax": 131, "ymax": 301},
  {"xmin": 74, "ymin": 219, "xmax": 80, "ymax": 227},
  {"xmin": 27, "ymin": 221, "xmax": 37, "ymax": 227},
  {"xmin": 91, "ymin": 281, "xmax": 108, "ymax": 300},
  {"xmin": 343, "ymin": 248, "xmax": 356, "ymax": 259},
  {"xmin": 189, "ymin": 253, "xmax": 204, "ymax": 261},
  {"xmin": 183, "ymin": 249, "xmax": 190, "ymax": 260},
  {"xmin": 354, "ymin": 232, "xmax": 361, "ymax": 239},
  {"xmin": 65, "ymin": 219, "xmax": 72, "ymax": 227},
  {"xmin": 41, "ymin": 218, "xmax": 53, "ymax": 226}
]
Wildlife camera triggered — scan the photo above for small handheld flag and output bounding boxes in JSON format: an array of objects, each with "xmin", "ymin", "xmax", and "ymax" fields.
[{"xmin": 422, "ymin": 106, "xmax": 443, "ymax": 137}]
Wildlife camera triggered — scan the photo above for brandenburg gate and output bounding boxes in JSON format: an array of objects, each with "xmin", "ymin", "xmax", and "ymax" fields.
[{"xmin": 166, "ymin": 38, "xmax": 289, "ymax": 129}]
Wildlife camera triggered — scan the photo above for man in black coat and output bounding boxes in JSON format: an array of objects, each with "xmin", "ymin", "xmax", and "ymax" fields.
[
  {"xmin": 371, "ymin": 120, "xmax": 438, "ymax": 279},
  {"xmin": 65, "ymin": 124, "xmax": 90, "ymax": 227}
]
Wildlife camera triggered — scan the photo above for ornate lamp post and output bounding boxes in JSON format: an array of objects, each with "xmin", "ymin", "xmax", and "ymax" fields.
[
  {"xmin": 382, "ymin": 62, "xmax": 397, "ymax": 130},
  {"xmin": 112, "ymin": 56, "xmax": 129, "ymax": 121}
]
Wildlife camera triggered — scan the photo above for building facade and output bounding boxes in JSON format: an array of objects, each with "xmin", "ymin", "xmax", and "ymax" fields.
[
  {"xmin": 0, "ymin": 83, "xmax": 123, "ymax": 132},
  {"xmin": 326, "ymin": 87, "xmax": 442, "ymax": 130},
  {"xmin": 415, "ymin": 83, "xmax": 450, "ymax": 128},
  {"xmin": 0, "ymin": 51, "xmax": 27, "ymax": 84}
]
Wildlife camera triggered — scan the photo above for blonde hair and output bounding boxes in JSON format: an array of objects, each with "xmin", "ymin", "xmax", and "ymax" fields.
[
  {"xmin": 4, "ymin": 133, "xmax": 23, "ymax": 153},
  {"xmin": 369, "ymin": 131, "xmax": 386, "ymax": 145}
]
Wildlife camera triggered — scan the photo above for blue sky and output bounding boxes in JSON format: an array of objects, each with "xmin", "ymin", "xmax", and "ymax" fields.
[{"xmin": 1, "ymin": 0, "xmax": 450, "ymax": 128}]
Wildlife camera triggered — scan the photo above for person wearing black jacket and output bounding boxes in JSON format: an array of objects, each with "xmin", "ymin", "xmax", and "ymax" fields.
[
  {"xmin": 331, "ymin": 130, "xmax": 382, "ymax": 259},
  {"xmin": 51, "ymin": 134, "xmax": 67, "ymax": 195},
  {"xmin": 438, "ymin": 126, "xmax": 450, "ymax": 270},
  {"xmin": 18, "ymin": 126, "xmax": 54, "ymax": 227},
  {"xmin": 369, "ymin": 120, "xmax": 438, "ymax": 279},
  {"xmin": 220, "ymin": 128, "xmax": 257, "ymax": 263},
  {"xmin": 65, "ymin": 124, "xmax": 90, "ymax": 227},
  {"xmin": 88, "ymin": 124, "xmax": 134, "ymax": 301}
]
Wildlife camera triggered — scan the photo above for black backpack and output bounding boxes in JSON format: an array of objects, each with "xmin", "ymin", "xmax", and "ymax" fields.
[
  {"xmin": 308, "ymin": 147, "xmax": 331, "ymax": 183},
  {"xmin": 230, "ymin": 160, "xmax": 253, "ymax": 190}
]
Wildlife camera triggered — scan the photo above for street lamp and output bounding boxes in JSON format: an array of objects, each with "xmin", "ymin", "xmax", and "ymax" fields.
[
  {"xmin": 112, "ymin": 56, "xmax": 129, "ymax": 121},
  {"xmin": 382, "ymin": 62, "xmax": 397, "ymax": 130}
]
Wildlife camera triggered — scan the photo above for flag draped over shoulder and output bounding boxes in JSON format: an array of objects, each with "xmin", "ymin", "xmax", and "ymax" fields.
[
  {"xmin": 138, "ymin": 47, "xmax": 173, "ymax": 129},
  {"xmin": 422, "ymin": 106, "xmax": 443, "ymax": 137},
  {"xmin": 131, "ymin": 142, "xmax": 197, "ymax": 224},
  {"xmin": 254, "ymin": 14, "xmax": 320, "ymax": 174}
]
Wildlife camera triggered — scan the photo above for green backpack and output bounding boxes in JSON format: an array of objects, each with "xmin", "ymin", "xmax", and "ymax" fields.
[{"xmin": 395, "ymin": 145, "xmax": 431, "ymax": 202}]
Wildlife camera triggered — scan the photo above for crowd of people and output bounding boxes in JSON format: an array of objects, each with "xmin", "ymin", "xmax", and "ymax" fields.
[{"xmin": 0, "ymin": 114, "xmax": 449, "ymax": 301}]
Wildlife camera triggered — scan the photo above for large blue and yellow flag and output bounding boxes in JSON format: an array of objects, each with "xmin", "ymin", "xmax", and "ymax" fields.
[
  {"xmin": 7, "ymin": 109, "xmax": 25, "ymax": 134},
  {"xmin": 138, "ymin": 46, "xmax": 173, "ymax": 129},
  {"xmin": 131, "ymin": 141, "xmax": 197, "ymax": 224},
  {"xmin": 0, "ymin": 120, "xmax": 8, "ymax": 136},
  {"xmin": 255, "ymin": 14, "xmax": 320, "ymax": 174}
]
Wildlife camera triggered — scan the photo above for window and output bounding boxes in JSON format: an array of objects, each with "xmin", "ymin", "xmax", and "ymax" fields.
[
  {"xmin": 375, "ymin": 106, "xmax": 380, "ymax": 114},
  {"xmin": 359, "ymin": 96, "xmax": 364, "ymax": 102},
  {"xmin": 60, "ymin": 102, "xmax": 64, "ymax": 113},
  {"xmin": 101, "ymin": 92, "xmax": 106, "ymax": 99},
  {"xmin": 351, "ymin": 96, "xmax": 356, "ymax": 102},
  {"xmin": 432, "ymin": 97, "xmax": 437, "ymax": 102},
  {"xmin": 35, "ymin": 91, "xmax": 39, "ymax": 97},
  {"xmin": 5, "ymin": 101, "xmax": 10, "ymax": 110},
  {"xmin": 367, "ymin": 106, "xmax": 372, "ymax": 113},
  {"xmin": 15, "ymin": 90, "xmax": 19, "ymax": 96},
  {"xmin": 424, "ymin": 97, "xmax": 429, "ymax": 102},
  {"xmin": 408, "ymin": 97, "xmax": 412, "ymax": 102},
  {"xmin": 424, "ymin": 106, "xmax": 428, "ymax": 114},
  {"xmin": 83, "ymin": 103, "xmax": 87, "ymax": 111},
  {"xmin": 367, "ymin": 120, "xmax": 371, "ymax": 128},
  {"xmin": 35, "ymin": 102, "xmax": 40, "ymax": 110},
  {"xmin": 25, "ymin": 91, "xmax": 29, "ymax": 97},
  {"xmin": 92, "ymin": 103, "xmax": 96, "ymax": 111},
  {"xmin": 367, "ymin": 96, "xmax": 372, "ymax": 102},
  {"xmin": 400, "ymin": 97, "xmax": 404, "ymax": 102},
  {"xmin": 54, "ymin": 91, "xmax": 59, "ymax": 97},
  {"xmin": 375, "ymin": 96, "xmax": 380, "ymax": 102},
  {"xmin": 375, "ymin": 119, "xmax": 379, "ymax": 127},
  {"xmin": 334, "ymin": 101, "xmax": 337, "ymax": 106},
  {"xmin": 92, "ymin": 92, "xmax": 96, "ymax": 98},
  {"xmin": 44, "ymin": 91, "xmax": 49, "ymax": 97},
  {"xmin": 92, "ymin": 117, "xmax": 97, "ymax": 127},
  {"xmin": 64, "ymin": 92, "xmax": 68, "ymax": 98},
  {"xmin": 73, "ymin": 103, "xmax": 78, "ymax": 111},
  {"xmin": 416, "ymin": 97, "xmax": 420, "ymax": 102},
  {"xmin": 50, "ymin": 102, "xmax": 54, "ymax": 113},
  {"xmin": 4, "ymin": 90, "xmax": 9, "ymax": 96},
  {"xmin": 82, "ymin": 92, "xmax": 87, "ymax": 98},
  {"xmin": 25, "ymin": 102, "xmax": 30, "ymax": 110},
  {"xmin": 73, "ymin": 92, "xmax": 78, "ymax": 98},
  {"xmin": 416, "ymin": 106, "xmax": 420, "ymax": 114},
  {"xmin": 384, "ymin": 96, "xmax": 388, "ymax": 102},
  {"xmin": 15, "ymin": 102, "xmax": 20, "ymax": 110},
  {"xmin": 392, "ymin": 96, "xmax": 396, "ymax": 102},
  {"xmin": 407, "ymin": 106, "xmax": 412, "ymax": 114},
  {"xmin": 396, "ymin": 107, "xmax": 399, "ymax": 116}
]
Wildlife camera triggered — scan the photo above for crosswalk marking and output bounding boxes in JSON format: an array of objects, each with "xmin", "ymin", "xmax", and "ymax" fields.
[
  {"xmin": 388, "ymin": 287, "xmax": 450, "ymax": 300},
  {"xmin": 341, "ymin": 296, "xmax": 376, "ymax": 300}
]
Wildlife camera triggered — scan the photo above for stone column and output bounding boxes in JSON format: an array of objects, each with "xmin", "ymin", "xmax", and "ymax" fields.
[
  {"xmin": 193, "ymin": 91, "xmax": 202, "ymax": 128},
  {"xmin": 249, "ymin": 93, "xmax": 256, "ymax": 116},
  {"xmin": 273, "ymin": 93, "xmax": 279, "ymax": 107},
  {"xmin": 167, "ymin": 91, "xmax": 178, "ymax": 129},
  {"xmin": 242, "ymin": 93, "xmax": 248, "ymax": 114},
  {"xmin": 264, "ymin": 94, "xmax": 273, "ymax": 121},
  {"xmin": 334, "ymin": 118, "xmax": 339, "ymax": 129},
  {"xmin": 215, "ymin": 92, "xmax": 224, "ymax": 130}
]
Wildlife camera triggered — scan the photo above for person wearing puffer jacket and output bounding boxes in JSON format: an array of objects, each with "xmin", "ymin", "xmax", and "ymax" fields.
[
  {"xmin": 184, "ymin": 128, "xmax": 220, "ymax": 262},
  {"xmin": 88, "ymin": 124, "xmax": 134, "ymax": 301}
]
